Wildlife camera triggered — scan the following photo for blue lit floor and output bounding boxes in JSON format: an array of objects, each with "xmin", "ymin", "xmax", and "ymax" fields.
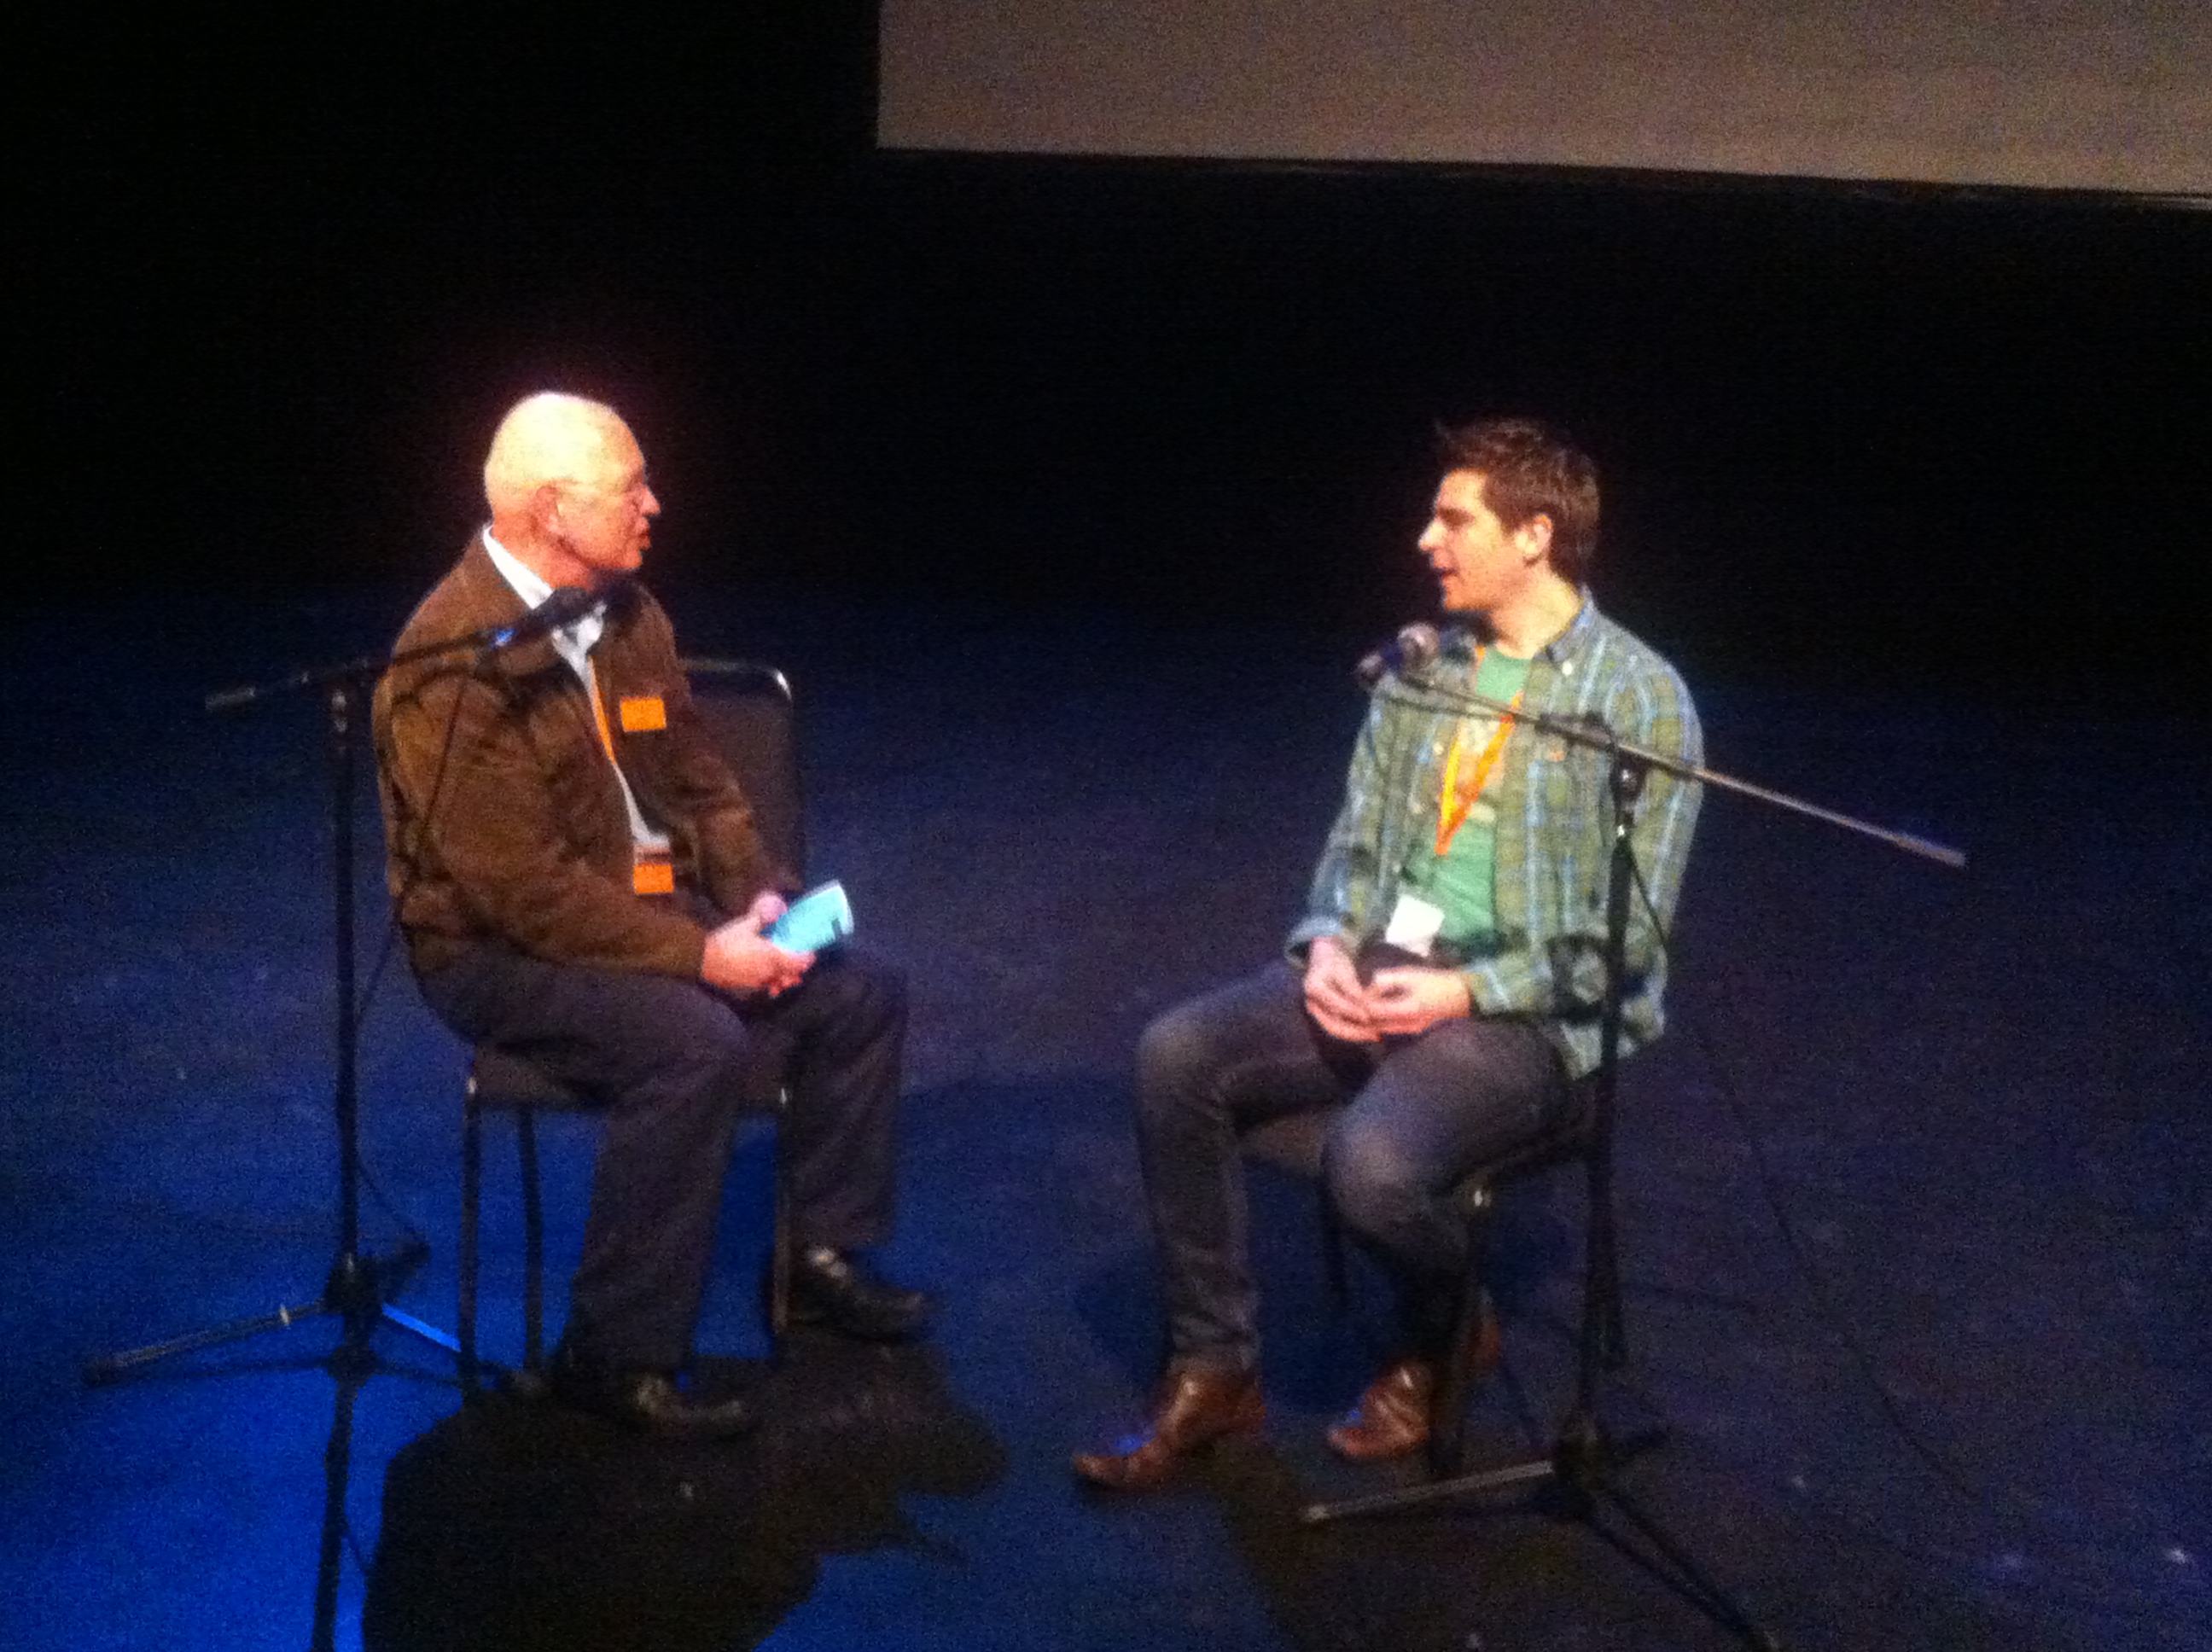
[{"xmin": 3, "ymin": 588, "xmax": 2203, "ymax": 1650}]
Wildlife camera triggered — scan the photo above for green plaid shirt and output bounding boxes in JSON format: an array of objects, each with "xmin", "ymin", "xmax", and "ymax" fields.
[{"xmin": 1288, "ymin": 597, "xmax": 1703, "ymax": 1079}]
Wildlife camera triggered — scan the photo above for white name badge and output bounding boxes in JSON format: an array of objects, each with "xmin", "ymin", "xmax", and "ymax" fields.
[{"xmin": 1382, "ymin": 891, "xmax": 1444, "ymax": 957}]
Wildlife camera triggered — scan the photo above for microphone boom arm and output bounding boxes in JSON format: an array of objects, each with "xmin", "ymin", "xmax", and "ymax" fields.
[
  {"xmin": 1373, "ymin": 675, "xmax": 1967, "ymax": 872},
  {"xmin": 203, "ymin": 588, "xmax": 603, "ymax": 714}
]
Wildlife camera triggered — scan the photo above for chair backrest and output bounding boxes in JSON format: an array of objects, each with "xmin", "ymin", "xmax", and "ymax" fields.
[
  {"xmin": 465, "ymin": 660, "xmax": 805, "ymax": 1117},
  {"xmin": 684, "ymin": 660, "xmax": 805, "ymax": 882}
]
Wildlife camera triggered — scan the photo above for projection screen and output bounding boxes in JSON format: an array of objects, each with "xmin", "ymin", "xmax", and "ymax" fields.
[{"xmin": 878, "ymin": 0, "xmax": 2212, "ymax": 198}]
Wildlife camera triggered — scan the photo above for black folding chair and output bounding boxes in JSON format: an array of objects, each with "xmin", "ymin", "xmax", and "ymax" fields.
[
  {"xmin": 456, "ymin": 662, "xmax": 806, "ymax": 1393},
  {"xmin": 1239, "ymin": 1073, "xmax": 1610, "ymax": 1479}
]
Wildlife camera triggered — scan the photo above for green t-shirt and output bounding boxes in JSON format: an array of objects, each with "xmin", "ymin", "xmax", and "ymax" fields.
[{"xmin": 1396, "ymin": 648, "xmax": 1533, "ymax": 957}]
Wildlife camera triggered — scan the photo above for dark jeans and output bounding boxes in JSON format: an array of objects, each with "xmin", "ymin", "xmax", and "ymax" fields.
[
  {"xmin": 417, "ymin": 942, "xmax": 907, "ymax": 1369},
  {"xmin": 1137, "ymin": 961, "xmax": 1569, "ymax": 1372}
]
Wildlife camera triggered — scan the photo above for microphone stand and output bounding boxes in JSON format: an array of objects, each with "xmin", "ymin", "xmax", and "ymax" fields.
[
  {"xmin": 1297, "ymin": 669, "xmax": 1965, "ymax": 1652},
  {"xmin": 84, "ymin": 614, "xmax": 565, "ymax": 1384}
]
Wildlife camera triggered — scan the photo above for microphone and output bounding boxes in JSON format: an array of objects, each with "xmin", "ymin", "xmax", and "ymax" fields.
[
  {"xmin": 490, "ymin": 584, "xmax": 607, "ymax": 649},
  {"xmin": 1355, "ymin": 622, "xmax": 1441, "ymax": 689}
]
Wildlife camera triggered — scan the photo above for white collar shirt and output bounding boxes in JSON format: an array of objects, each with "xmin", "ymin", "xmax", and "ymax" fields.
[{"xmin": 480, "ymin": 528, "xmax": 669, "ymax": 855}]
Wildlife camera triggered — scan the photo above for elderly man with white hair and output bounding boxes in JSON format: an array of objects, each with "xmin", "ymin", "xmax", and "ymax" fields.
[{"xmin": 373, "ymin": 393, "xmax": 930, "ymax": 1438}]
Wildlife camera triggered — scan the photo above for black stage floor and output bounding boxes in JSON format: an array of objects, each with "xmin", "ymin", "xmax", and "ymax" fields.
[{"xmin": 3, "ymin": 585, "xmax": 2203, "ymax": 1650}]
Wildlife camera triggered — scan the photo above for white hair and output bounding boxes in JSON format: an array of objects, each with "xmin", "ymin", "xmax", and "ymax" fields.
[{"xmin": 481, "ymin": 393, "xmax": 626, "ymax": 515}]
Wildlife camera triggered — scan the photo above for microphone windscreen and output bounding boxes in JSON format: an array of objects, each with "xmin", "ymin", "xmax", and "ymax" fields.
[
  {"xmin": 1397, "ymin": 622, "xmax": 1441, "ymax": 672},
  {"xmin": 1355, "ymin": 621, "xmax": 1441, "ymax": 689}
]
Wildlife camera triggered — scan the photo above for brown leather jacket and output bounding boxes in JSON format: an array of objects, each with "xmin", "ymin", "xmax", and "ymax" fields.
[{"xmin": 371, "ymin": 538, "xmax": 789, "ymax": 979}]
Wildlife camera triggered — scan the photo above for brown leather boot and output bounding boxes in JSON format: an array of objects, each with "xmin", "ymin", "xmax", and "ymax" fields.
[
  {"xmin": 1324, "ymin": 1303, "xmax": 1501, "ymax": 1462},
  {"xmin": 1072, "ymin": 1364, "xmax": 1266, "ymax": 1490}
]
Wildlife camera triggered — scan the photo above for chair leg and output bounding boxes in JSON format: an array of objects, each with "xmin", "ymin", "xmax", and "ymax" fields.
[
  {"xmin": 1319, "ymin": 1188, "xmax": 1353, "ymax": 1311},
  {"xmin": 458, "ymin": 1087, "xmax": 483, "ymax": 1396},
  {"xmin": 519, "ymin": 1113, "xmax": 544, "ymax": 1370},
  {"xmin": 767, "ymin": 1088, "xmax": 793, "ymax": 1341},
  {"xmin": 1428, "ymin": 1184, "xmax": 1499, "ymax": 1477}
]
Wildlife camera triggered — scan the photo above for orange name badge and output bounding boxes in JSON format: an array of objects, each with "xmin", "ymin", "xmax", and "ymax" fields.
[
  {"xmin": 632, "ymin": 861, "xmax": 676, "ymax": 896},
  {"xmin": 617, "ymin": 695, "xmax": 667, "ymax": 733}
]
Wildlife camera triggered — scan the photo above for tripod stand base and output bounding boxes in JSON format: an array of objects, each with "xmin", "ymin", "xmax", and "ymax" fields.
[
  {"xmin": 1301, "ymin": 1420, "xmax": 1783, "ymax": 1651},
  {"xmin": 84, "ymin": 1245, "xmax": 459, "ymax": 1385}
]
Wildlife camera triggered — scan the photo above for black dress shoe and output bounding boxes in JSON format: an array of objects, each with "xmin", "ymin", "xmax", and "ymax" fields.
[
  {"xmin": 548, "ymin": 1344, "xmax": 757, "ymax": 1440},
  {"xmin": 786, "ymin": 1248, "xmax": 936, "ymax": 1341}
]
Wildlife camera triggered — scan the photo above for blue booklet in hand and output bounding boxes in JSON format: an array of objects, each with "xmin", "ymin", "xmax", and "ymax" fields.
[{"xmin": 767, "ymin": 880, "xmax": 853, "ymax": 955}]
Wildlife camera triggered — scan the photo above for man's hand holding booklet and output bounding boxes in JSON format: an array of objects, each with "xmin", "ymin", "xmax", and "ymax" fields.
[{"xmin": 767, "ymin": 880, "xmax": 854, "ymax": 956}]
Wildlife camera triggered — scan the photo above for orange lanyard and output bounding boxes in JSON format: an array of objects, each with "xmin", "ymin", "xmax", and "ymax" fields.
[
  {"xmin": 583, "ymin": 665, "xmax": 678, "ymax": 894},
  {"xmin": 1434, "ymin": 647, "xmax": 1522, "ymax": 855},
  {"xmin": 583, "ymin": 666, "xmax": 621, "ymax": 767}
]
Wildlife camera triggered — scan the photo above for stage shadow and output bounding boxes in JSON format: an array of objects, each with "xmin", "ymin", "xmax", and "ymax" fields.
[{"xmin": 362, "ymin": 1335, "xmax": 1004, "ymax": 1652}]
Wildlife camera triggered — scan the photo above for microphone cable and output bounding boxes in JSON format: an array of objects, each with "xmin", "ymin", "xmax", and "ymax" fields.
[
  {"xmin": 1618, "ymin": 849, "xmax": 2170, "ymax": 1626},
  {"xmin": 349, "ymin": 643, "xmax": 507, "ymax": 1249}
]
